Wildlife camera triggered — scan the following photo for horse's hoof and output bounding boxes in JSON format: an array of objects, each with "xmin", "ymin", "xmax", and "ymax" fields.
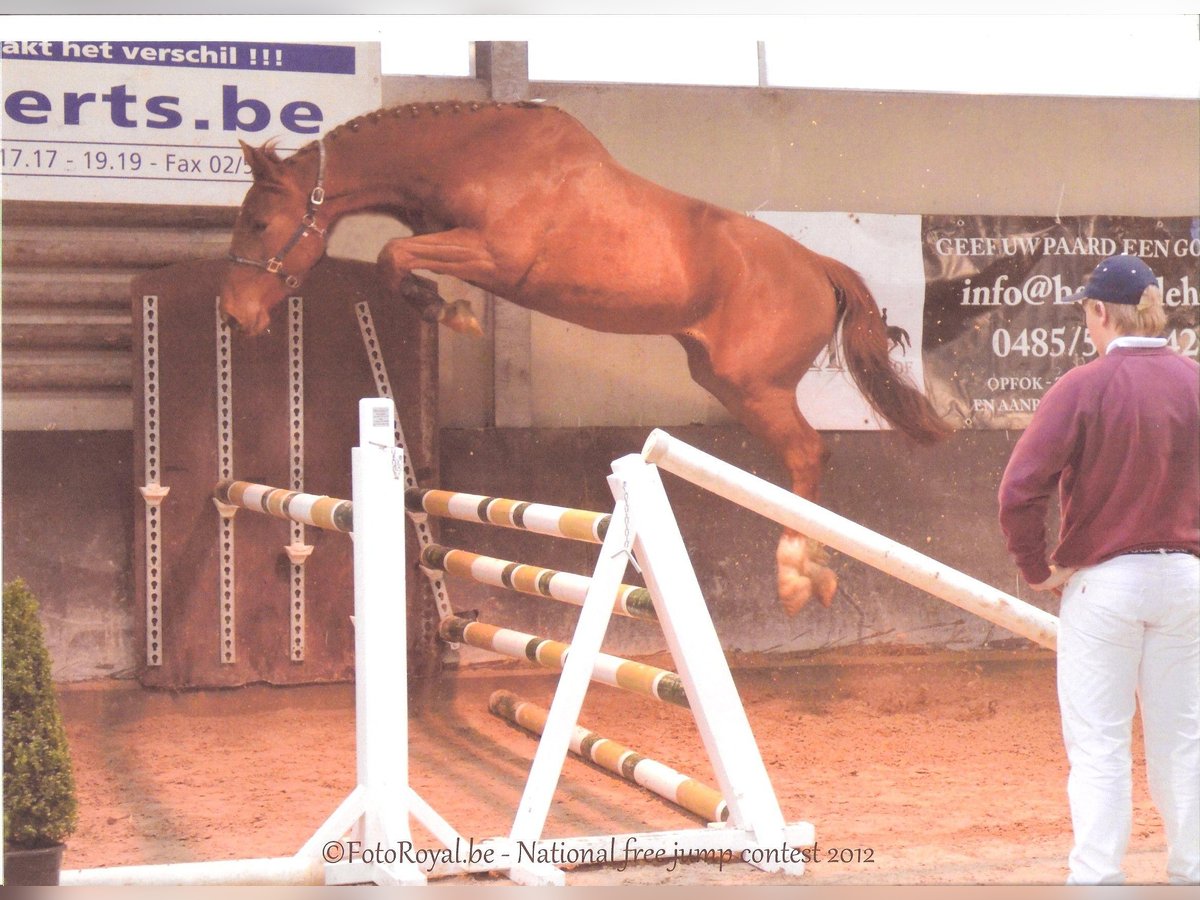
[
  {"xmin": 443, "ymin": 299, "xmax": 484, "ymax": 338},
  {"xmin": 777, "ymin": 570, "xmax": 813, "ymax": 615},
  {"xmin": 812, "ymin": 566, "xmax": 838, "ymax": 608}
]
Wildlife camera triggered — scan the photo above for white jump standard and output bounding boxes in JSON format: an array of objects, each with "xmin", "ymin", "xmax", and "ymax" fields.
[
  {"xmin": 416, "ymin": 454, "xmax": 814, "ymax": 882},
  {"xmin": 66, "ymin": 401, "xmax": 440, "ymax": 886}
]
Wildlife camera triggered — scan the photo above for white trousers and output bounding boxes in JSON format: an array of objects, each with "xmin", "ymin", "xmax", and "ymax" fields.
[{"xmin": 1057, "ymin": 552, "xmax": 1200, "ymax": 885}]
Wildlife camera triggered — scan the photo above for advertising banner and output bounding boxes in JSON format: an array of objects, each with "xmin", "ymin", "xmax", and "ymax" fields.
[
  {"xmin": 755, "ymin": 212, "xmax": 1198, "ymax": 431},
  {"xmin": 1, "ymin": 40, "xmax": 381, "ymax": 206},
  {"xmin": 922, "ymin": 216, "xmax": 1200, "ymax": 429}
]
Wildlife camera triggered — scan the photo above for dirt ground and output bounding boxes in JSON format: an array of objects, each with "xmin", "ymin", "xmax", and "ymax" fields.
[{"xmin": 56, "ymin": 647, "xmax": 1177, "ymax": 886}]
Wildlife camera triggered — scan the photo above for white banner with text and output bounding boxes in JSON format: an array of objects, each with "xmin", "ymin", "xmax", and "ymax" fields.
[{"xmin": 2, "ymin": 40, "xmax": 381, "ymax": 205}]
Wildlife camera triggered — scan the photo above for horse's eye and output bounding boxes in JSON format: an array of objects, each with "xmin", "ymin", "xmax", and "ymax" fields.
[{"xmin": 251, "ymin": 220, "xmax": 269, "ymax": 233}]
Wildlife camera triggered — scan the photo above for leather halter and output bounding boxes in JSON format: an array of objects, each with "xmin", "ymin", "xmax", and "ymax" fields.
[{"xmin": 227, "ymin": 140, "xmax": 328, "ymax": 289}]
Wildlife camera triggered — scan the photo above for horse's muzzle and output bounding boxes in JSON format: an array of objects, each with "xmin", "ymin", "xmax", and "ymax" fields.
[{"xmin": 217, "ymin": 295, "xmax": 271, "ymax": 337}]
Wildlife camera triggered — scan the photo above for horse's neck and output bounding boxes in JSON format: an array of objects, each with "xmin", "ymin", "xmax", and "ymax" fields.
[
  {"xmin": 316, "ymin": 142, "xmax": 405, "ymax": 220},
  {"xmin": 319, "ymin": 110, "xmax": 468, "ymax": 218}
]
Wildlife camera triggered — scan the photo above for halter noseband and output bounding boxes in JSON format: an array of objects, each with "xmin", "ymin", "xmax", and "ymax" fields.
[{"xmin": 227, "ymin": 140, "xmax": 328, "ymax": 290}]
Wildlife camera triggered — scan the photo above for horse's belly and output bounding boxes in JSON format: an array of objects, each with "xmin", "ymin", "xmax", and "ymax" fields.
[
  {"xmin": 512, "ymin": 281, "xmax": 697, "ymax": 335},
  {"xmin": 499, "ymin": 220, "xmax": 708, "ymax": 334}
]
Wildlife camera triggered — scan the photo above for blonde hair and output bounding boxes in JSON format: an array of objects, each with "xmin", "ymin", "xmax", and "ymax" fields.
[{"xmin": 1088, "ymin": 285, "xmax": 1167, "ymax": 336}]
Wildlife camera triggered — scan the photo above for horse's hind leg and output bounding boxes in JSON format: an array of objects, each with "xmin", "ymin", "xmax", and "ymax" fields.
[
  {"xmin": 678, "ymin": 335, "xmax": 837, "ymax": 613},
  {"xmin": 748, "ymin": 393, "xmax": 838, "ymax": 613}
]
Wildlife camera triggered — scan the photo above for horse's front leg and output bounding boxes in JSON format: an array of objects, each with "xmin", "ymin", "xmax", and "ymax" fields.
[
  {"xmin": 391, "ymin": 270, "xmax": 484, "ymax": 338},
  {"xmin": 376, "ymin": 264, "xmax": 484, "ymax": 338},
  {"xmin": 377, "ymin": 228, "xmax": 498, "ymax": 337}
]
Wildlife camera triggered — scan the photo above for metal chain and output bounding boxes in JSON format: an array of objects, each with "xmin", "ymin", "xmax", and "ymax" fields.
[{"xmin": 610, "ymin": 481, "xmax": 642, "ymax": 574}]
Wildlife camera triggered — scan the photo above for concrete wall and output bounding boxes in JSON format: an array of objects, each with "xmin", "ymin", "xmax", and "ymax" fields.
[{"xmin": 2, "ymin": 431, "xmax": 137, "ymax": 680}]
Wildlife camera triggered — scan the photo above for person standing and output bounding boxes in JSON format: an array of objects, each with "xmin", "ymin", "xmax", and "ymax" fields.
[{"xmin": 998, "ymin": 254, "xmax": 1200, "ymax": 884}]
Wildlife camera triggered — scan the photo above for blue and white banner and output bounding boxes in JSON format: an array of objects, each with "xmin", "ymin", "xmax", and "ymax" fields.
[{"xmin": 1, "ymin": 40, "xmax": 381, "ymax": 205}]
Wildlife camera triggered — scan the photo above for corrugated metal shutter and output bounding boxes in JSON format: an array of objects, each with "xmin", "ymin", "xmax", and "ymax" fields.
[{"xmin": 1, "ymin": 201, "xmax": 236, "ymax": 430}]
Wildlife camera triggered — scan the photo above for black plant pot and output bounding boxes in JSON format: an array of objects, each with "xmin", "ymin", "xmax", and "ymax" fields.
[{"xmin": 4, "ymin": 842, "xmax": 65, "ymax": 885}]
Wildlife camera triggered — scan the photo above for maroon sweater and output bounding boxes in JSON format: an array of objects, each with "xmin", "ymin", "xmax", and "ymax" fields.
[{"xmin": 999, "ymin": 345, "xmax": 1200, "ymax": 586}]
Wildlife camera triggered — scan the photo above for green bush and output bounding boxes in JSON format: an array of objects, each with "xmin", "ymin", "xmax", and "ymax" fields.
[{"xmin": 3, "ymin": 579, "xmax": 78, "ymax": 849}]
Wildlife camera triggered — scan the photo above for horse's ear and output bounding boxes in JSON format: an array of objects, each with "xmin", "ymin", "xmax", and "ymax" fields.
[{"xmin": 240, "ymin": 140, "xmax": 284, "ymax": 184}]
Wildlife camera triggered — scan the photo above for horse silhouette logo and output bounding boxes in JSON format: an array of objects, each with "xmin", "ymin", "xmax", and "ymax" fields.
[{"xmin": 882, "ymin": 308, "xmax": 911, "ymax": 354}]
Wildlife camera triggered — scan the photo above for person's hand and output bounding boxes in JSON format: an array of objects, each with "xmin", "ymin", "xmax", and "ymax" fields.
[{"xmin": 1030, "ymin": 565, "xmax": 1077, "ymax": 597}]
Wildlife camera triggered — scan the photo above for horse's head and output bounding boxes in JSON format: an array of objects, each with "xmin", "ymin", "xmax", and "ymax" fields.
[{"xmin": 219, "ymin": 141, "xmax": 327, "ymax": 336}]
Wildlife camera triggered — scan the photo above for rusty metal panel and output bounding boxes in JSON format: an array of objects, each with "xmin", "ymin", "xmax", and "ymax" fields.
[{"xmin": 131, "ymin": 257, "xmax": 438, "ymax": 688}]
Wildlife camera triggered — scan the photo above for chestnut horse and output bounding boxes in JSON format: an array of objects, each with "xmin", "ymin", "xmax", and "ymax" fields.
[{"xmin": 219, "ymin": 100, "xmax": 950, "ymax": 614}]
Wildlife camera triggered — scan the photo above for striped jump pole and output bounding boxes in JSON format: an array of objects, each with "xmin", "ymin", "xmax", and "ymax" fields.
[
  {"xmin": 438, "ymin": 616, "xmax": 688, "ymax": 709},
  {"xmin": 213, "ymin": 480, "xmax": 354, "ymax": 533},
  {"xmin": 421, "ymin": 543, "xmax": 657, "ymax": 621},
  {"xmin": 641, "ymin": 429, "xmax": 1059, "ymax": 651},
  {"xmin": 489, "ymin": 690, "xmax": 727, "ymax": 823},
  {"xmin": 406, "ymin": 488, "xmax": 610, "ymax": 544}
]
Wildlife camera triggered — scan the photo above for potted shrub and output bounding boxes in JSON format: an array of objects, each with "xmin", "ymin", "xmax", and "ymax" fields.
[{"xmin": 3, "ymin": 578, "xmax": 78, "ymax": 885}]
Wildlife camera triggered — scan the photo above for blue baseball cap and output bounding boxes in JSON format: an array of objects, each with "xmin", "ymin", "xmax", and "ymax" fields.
[{"xmin": 1060, "ymin": 254, "xmax": 1158, "ymax": 305}]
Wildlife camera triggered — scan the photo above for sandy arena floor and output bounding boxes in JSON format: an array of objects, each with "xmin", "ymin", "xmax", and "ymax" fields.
[{"xmin": 56, "ymin": 647, "xmax": 1177, "ymax": 886}]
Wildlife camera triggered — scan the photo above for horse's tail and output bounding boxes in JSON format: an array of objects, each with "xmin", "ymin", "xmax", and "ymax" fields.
[{"xmin": 819, "ymin": 255, "xmax": 953, "ymax": 444}]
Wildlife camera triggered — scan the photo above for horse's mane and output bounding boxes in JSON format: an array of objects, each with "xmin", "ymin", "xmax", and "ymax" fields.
[{"xmin": 263, "ymin": 100, "xmax": 558, "ymax": 166}]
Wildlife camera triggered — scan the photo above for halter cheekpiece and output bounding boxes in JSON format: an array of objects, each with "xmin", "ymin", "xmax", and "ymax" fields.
[{"xmin": 227, "ymin": 140, "xmax": 328, "ymax": 289}]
